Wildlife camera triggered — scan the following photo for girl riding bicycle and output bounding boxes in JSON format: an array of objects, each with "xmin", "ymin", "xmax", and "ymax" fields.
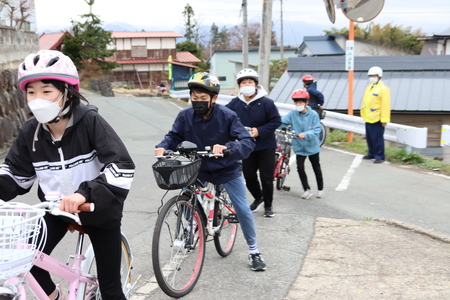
[{"xmin": 0, "ymin": 50, "xmax": 135, "ymax": 299}]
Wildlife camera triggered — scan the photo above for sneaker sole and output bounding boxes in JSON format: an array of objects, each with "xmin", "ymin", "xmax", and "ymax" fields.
[
  {"xmin": 250, "ymin": 202, "xmax": 264, "ymax": 212},
  {"xmin": 264, "ymin": 213, "xmax": 275, "ymax": 217},
  {"xmin": 251, "ymin": 266, "xmax": 266, "ymax": 271}
]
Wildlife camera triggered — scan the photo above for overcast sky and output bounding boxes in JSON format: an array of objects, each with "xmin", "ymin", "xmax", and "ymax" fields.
[{"xmin": 35, "ymin": 0, "xmax": 450, "ymax": 45}]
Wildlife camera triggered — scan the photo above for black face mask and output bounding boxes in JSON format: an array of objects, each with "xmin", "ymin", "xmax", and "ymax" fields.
[{"xmin": 192, "ymin": 101, "xmax": 211, "ymax": 116}]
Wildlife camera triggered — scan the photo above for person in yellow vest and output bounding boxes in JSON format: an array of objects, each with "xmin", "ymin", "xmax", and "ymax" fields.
[{"xmin": 360, "ymin": 66, "xmax": 391, "ymax": 164}]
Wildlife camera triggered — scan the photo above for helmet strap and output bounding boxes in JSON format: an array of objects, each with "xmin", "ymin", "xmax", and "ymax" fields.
[{"xmin": 48, "ymin": 84, "xmax": 70, "ymax": 124}]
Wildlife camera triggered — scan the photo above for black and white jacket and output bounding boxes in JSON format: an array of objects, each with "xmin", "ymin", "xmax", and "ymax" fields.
[{"xmin": 0, "ymin": 104, "xmax": 135, "ymax": 228}]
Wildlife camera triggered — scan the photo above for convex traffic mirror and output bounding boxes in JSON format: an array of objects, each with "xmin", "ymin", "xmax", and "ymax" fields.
[{"xmin": 339, "ymin": 0, "xmax": 385, "ymax": 22}]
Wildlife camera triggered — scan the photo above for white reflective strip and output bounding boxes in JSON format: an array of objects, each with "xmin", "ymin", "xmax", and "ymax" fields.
[
  {"xmin": 103, "ymin": 163, "xmax": 134, "ymax": 190},
  {"xmin": 0, "ymin": 165, "xmax": 36, "ymax": 190}
]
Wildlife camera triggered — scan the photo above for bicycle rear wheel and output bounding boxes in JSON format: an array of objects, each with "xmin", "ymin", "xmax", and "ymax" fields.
[
  {"xmin": 83, "ymin": 233, "xmax": 132, "ymax": 299},
  {"xmin": 319, "ymin": 122, "xmax": 327, "ymax": 147},
  {"xmin": 213, "ymin": 187, "xmax": 238, "ymax": 257},
  {"xmin": 276, "ymin": 156, "xmax": 289, "ymax": 190},
  {"xmin": 152, "ymin": 195, "xmax": 206, "ymax": 298}
]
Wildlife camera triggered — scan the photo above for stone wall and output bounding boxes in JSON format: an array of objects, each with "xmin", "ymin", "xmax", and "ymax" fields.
[
  {"xmin": 0, "ymin": 26, "xmax": 39, "ymax": 71},
  {"xmin": 90, "ymin": 77, "xmax": 115, "ymax": 97},
  {"xmin": 0, "ymin": 69, "xmax": 30, "ymax": 150}
]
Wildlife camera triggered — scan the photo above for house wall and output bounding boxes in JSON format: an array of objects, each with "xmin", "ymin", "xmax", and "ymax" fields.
[
  {"xmin": 109, "ymin": 38, "xmax": 176, "ymax": 51},
  {"xmin": 332, "ymin": 35, "xmax": 410, "ymax": 56},
  {"xmin": 210, "ymin": 49, "xmax": 297, "ymax": 90},
  {"xmin": 0, "ymin": 26, "xmax": 39, "ymax": 71}
]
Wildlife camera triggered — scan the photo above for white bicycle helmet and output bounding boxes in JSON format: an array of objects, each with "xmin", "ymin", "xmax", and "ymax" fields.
[
  {"xmin": 18, "ymin": 50, "xmax": 80, "ymax": 91},
  {"xmin": 236, "ymin": 68, "xmax": 259, "ymax": 85},
  {"xmin": 368, "ymin": 66, "xmax": 383, "ymax": 77}
]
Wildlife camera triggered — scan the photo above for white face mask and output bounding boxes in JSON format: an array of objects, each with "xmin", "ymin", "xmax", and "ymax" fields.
[
  {"xmin": 240, "ymin": 86, "xmax": 256, "ymax": 97},
  {"xmin": 28, "ymin": 96, "xmax": 63, "ymax": 124},
  {"xmin": 369, "ymin": 77, "xmax": 378, "ymax": 84},
  {"xmin": 295, "ymin": 105, "xmax": 305, "ymax": 112}
]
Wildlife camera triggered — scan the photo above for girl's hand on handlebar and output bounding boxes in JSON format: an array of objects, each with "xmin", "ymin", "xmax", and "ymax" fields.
[
  {"xmin": 60, "ymin": 193, "xmax": 86, "ymax": 214},
  {"xmin": 212, "ymin": 144, "xmax": 227, "ymax": 158},
  {"xmin": 154, "ymin": 147, "xmax": 166, "ymax": 157}
]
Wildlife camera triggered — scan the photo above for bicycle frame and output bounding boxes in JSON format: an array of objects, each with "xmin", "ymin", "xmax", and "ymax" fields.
[
  {"xmin": 188, "ymin": 180, "xmax": 236, "ymax": 237},
  {"xmin": 3, "ymin": 232, "xmax": 98, "ymax": 300}
]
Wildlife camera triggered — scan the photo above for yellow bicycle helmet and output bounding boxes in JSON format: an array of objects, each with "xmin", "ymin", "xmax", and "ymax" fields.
[{"xmin": 187, "ymin": 72, "xmax": 220, "ymax": 93}]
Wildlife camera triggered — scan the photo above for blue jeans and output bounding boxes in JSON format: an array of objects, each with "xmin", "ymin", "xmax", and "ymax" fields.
[{"xmin": 223, "ymin": 175, "xmax": 257, "ymax": 246}]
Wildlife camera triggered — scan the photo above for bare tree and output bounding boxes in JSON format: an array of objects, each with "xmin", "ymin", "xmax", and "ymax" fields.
[{"xmin": 0, "ymin": 0, "xmax": 34, "ymax": 29}]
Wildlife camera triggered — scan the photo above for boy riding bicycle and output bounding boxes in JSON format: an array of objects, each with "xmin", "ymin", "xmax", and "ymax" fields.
[{"xmin": 154, "ymin": 72, "xmax": 266, "ymax": 271}]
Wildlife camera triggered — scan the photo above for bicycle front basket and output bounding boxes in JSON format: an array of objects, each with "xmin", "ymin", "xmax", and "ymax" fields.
[
  {"xmin": 0, "ymin": 203, "xmax": 45, "ymax": 279},
  {"xmin": 152, "ymin": 158, "xmax": 202, "ymax": 190}
]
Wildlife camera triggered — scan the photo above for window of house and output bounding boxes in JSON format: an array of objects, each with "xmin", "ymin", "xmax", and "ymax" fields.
[
  {"xmin": 131, "ymin": 46, "xmax": 147, "ymax": 58},
  {"xmin": 218, "ymin": 76, "xmax": 226, "ymax": 81}
]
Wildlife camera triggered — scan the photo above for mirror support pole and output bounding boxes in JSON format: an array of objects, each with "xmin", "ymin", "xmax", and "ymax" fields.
[{"xmin": 348, "ymin": 20, "xmax": 354, "ymax": 143}]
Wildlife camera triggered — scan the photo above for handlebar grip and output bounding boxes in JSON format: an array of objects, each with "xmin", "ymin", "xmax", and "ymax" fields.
[
  {"xmin": 223, "ymin": 149, "xmax": 233, "ymax": 156},
  {"xmin": 79, "ymin": 202, "xmax": 95, "ymax": 212}
]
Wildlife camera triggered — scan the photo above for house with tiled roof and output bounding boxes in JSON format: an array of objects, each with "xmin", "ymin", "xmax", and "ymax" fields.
[
  {"xmin": 39, "ymin": 32, "xmax": 71, "ymax": 51},
  {"xmin": 107, "ymin": 31, "xmax": 200, "ymax": 89}
]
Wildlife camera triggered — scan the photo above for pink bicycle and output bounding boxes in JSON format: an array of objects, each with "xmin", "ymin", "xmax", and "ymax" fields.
[{"xmin": 0, "ymin": 196, "xmax": 137, "ymax": 299}]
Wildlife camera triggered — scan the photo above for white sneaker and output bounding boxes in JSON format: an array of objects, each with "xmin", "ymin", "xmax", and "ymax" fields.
[
  {"xmin": 317, "ymin": 190, "xmax": 324, "ymax": 198},
  {"xmin": 301, "ymin": 190, "xmax": 313, "ymax": 199}
]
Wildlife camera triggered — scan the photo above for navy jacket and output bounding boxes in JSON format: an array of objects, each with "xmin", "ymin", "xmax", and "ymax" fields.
[
  {"xmin": 226, "ymin": 86, "xmax": 281, "ymax": 151},
  {"xmin": 156, "ymin": 104, "xmax": 255, "ymax": 184},
  {"xmin": 305, "ymin": 82, "xmax": 325, "ymax": 109}
]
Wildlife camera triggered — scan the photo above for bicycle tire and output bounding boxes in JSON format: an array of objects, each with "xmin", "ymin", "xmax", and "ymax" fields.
[
  {"xmin": 213, "ymin": 187, "xmax": 238, "ymax": 257},
  {"xmin": 83, "ymin": 233, "xmax": 132, "ymax": 299},
  {"xmin": 319, "ymin": 122, "xmax": 327, "ymax": 147},
  {"xmin": 276, "ymin": 156, "xmax": 289, "ymax": 190},
  {"xmin": 152, "ymin": 195, "xmax": 206, "ymax": 298}
]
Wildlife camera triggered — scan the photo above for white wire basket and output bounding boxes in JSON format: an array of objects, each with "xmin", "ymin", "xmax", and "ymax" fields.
[{"xmin": 0, "ymin": 202, "xmax": 46, "ymax": 279}]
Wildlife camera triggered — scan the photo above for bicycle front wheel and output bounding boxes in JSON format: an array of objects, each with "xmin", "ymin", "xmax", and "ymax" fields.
[
  {"xmin": 152, "ymin": 195, "xmax": 206, "ymax": 298},
  {"xmin": 276, "ymin": 156, "xmax": 289, "ymax": 190},
  {"xmin": 213, "ymin": 187, "xmax": 238, "ymax": 257}
]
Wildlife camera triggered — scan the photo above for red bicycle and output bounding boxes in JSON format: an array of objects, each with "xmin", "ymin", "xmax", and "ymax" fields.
[{"xmin": 274, "ymin": 127, "xmax": 297, "ymax": 191}]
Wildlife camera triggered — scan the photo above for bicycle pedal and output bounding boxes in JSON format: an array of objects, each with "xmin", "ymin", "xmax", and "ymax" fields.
[
  {"xmin": 282, "ymin": 185, "xmax": 291, "ymax": 191},
  {"xmin": 227, "ymin": 213, "xmax": 239, "ymax": 223}
]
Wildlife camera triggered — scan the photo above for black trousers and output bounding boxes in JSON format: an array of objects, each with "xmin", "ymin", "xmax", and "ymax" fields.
[
  {"xmin": 296, "ymin": 152, "xmax": 324, "ymax": 191},
  {"xmin": 365, "ymin": 121, "xmax": 385, "ymax": 160},
  {"xmin": 242, "ymin": 148, "xmax": 276, "ymax": 208},
  {"xmin": 30, "ymin": 214, "xmax": 126, "ymax": 300}
]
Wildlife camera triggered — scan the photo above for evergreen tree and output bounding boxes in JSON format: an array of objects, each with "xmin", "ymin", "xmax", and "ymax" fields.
[
  {"xmin": 62, "ymin": 0, "xmax": 119, "ymax": 73},
  {"xmin": 182, "ymin": 3, "xmax": 197, "ymax": 42}
]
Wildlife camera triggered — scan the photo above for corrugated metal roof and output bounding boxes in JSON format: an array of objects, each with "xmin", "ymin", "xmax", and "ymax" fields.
[
  {"xmin": 112, "ymin": 58, "xmax": 197, "ymax": 69},
  {"xmin": 176, "ymin": 51, "xmax": 201, "ymax": 63},
  {"xmin": 269, "ymin": 55, "xmax": 450, "ymax": 113},
  {"xmin": 111, "ymin": 31, "xmax": 183, "ymax": 38},
  {"xmin": 39, "ymin": 32, "xmax": 69, "ymax": 50},
  {"xmin": 297, "ymin": 36, "xmax": 345, "ymax": 55}
]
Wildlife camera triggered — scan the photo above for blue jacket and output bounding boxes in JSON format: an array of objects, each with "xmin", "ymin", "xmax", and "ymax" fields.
[
  {"xmin": 156, "ymin": 104, "xmax": 255, "ymax": 184},
  {"xmin": 280, "ymin": 106, "xmax": 321, "ymax": 156},
  {"xmin": 226, "ymin": 85, "xmax": 281, "ymax": 151},
  {"xmin": 305, "ymin": 82, "xmax": 324, "ymax": 109}
]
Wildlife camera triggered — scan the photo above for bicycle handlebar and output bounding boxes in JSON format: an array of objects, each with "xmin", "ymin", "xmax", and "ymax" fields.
[{"xmin": 155, "ymin": 148, "xmax": 232, "ymax": 159}]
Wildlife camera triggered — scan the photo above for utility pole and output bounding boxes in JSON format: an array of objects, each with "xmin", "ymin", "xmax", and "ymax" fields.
[
  {"xmin": 242, "ymin": 0, "xmax": 249, "ymax": 69},
  {"xmin": 259, "ymin": 0, "xmax": 273, "ymax": 90},
  {"xmin": 280, "ymin": 0, "xmax": 284, "ymax": 59}
]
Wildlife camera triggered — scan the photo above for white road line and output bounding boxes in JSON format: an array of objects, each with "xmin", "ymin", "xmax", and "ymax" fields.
[
  {"xmin": 336, "ymin": 153, "xmax": 363, "ymax": 191},
  {"xmin": 169, "ymin": 102, "xmax": 185, "ymax": 110}
]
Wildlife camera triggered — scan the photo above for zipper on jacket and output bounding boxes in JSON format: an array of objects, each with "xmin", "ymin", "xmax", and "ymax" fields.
[{"xmin": 57, "ymin": 147, "xmax": 73, "ymax": 195}]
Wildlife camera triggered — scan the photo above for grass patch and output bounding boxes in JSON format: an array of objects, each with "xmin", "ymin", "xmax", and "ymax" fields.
[{"xmin": 326, "ymin": 129, "xmax": 450, "ymax": 176}]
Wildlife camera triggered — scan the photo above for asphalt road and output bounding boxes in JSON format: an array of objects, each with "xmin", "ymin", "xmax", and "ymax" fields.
[{"xmin": 8, "ymin": 91, "xmax": 450, "ymax": 299}]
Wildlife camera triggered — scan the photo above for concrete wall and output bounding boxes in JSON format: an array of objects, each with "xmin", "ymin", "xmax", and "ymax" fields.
[
  {"xmin": 0, "ymin": 27, "xmax": 37, "ymax": 151},
  {"xmin": 0, "ymin": 69, "xmax": 30, "ymax": 150},
  {"xmin": 0, "ymin": 26, "xmax": 39, "ymax": 71}
]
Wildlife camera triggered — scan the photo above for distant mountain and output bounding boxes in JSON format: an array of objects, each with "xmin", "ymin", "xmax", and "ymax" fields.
[{"xmin": 103, "ymin": 22, "xmax": 138, "ymax": 31}]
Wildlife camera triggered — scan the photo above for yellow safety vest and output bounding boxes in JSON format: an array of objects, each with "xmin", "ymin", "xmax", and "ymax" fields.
[{"xmin": 360, "ymin": 81, "xmax": 391, "ymax": 124}]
